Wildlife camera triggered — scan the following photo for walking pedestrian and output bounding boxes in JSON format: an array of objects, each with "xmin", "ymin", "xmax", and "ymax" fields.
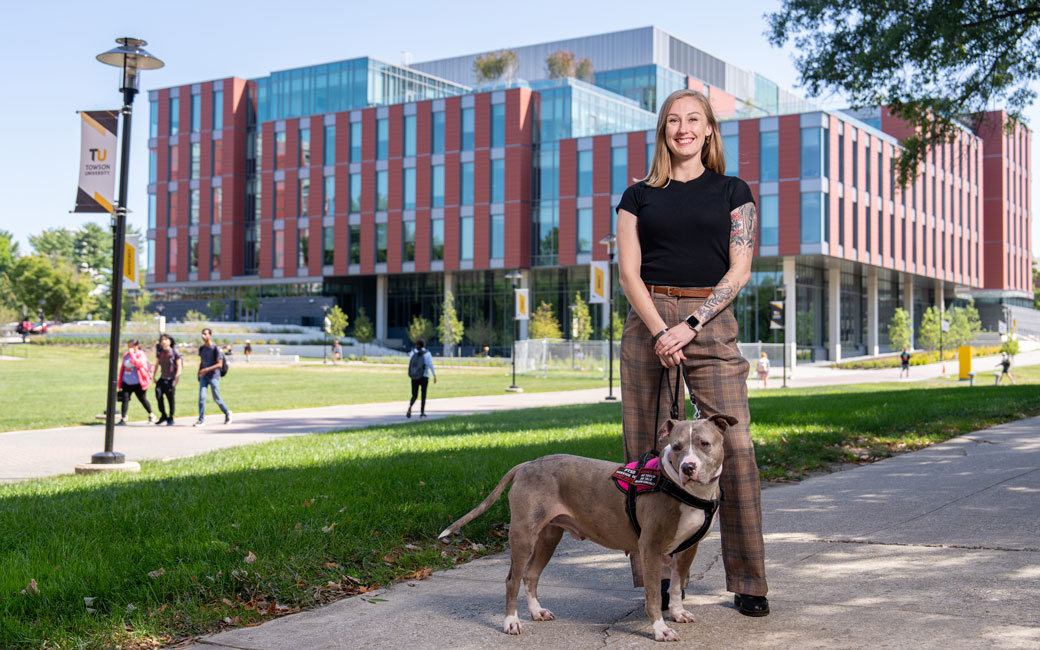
[
  {"xmin": 154, "ymin": 334, "xmax": 183, "ymax": 425},
  {"xmin": 406, "ymin": 339, "xmax": 436, "ymax": 418},
  {"xmin": 997, "ymin": 351, "xmax": 1015, "ymax": 384},
  {"xmin": 756, "ymin": 351, "xmax": 770, "ymax": 388},
  {"xmin": 194, "ymin": 327, "xmax": 232, "ymax": 427},
  {"xmin": 616, "ymin": 88, "xmax": 768, "ymax": 616},
  {"xmin": 117, "ymin": 339, "xmax": 157, "ymax": 425},
  {"xmin": 244, "ymin": 340, "xmax": 252, "ymax": 363},
  {"xmin": 332, "ymin": 338, "xmax": 341, "ymax": 362},
  {"xmin": 899, "ymin": 347, "xmax": 911, "ymax": 378}
]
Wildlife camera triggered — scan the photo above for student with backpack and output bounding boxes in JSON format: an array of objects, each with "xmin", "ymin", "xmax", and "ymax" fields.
[
  {"xmin": 194, "ymin": 327, "xmax": 232, "ymax": 427},
  {"xmin": 406, "ymin": 339, "xmax": 436, "ymax": 418}
]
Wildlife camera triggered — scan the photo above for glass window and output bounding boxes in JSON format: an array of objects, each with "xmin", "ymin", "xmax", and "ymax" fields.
[
  {"xmin": 646, "ymin": 142, "xmax": 654, "ymax": 174},
  {"xmin": 150, "ymin": 99, "xmax": 158, "ymax": 138},
  {"xmin": 167, "ymin": 236, "xmax": 177, "ymax": 274},
  {"xmin": 191, "ymin": 94, "xmax": 201, "ymax": 132},
  {"xmin": 577, "ymin": 207, "xmax": 592, "ymax": 253},
  {"xmin": 323, "ymin": 226, "xmax": 334, "ymax": 265},
  {"xmin": 611, "ymin": 146, "xmax": 627, "ymax": 194},
  {"xmin": 350, "ymin": 173, "xmax": 361, "ymax": 212},
  {"xmin": 491, "ymin": 103, "xmax": 505, "ymax": 148},
  {"xmin": 376, "ymin": 170, "xmax": 388, "ymax": 210},
  {"xmin": 299, "ymin": 127, "xmax": 310, "ymax": 167},
  {"xmin": 211, "ymin": 233, "xmax": 220, "ymax": 271},
  {"xmin": 211, "ymin": 187, "xmax": 222, "ymax": 224},
  {"xmin": 190, "ymin": 142, "xmax": 200, "ymax": 179},
  {"xmin": 852, "ymin": 136, "xmax": 859, "ymax": 188},
  {"xmin": 148, "ymin": 193, "xmax": 156, "ymax": 229},
  {"xmin": 404, "ymin": 115, "xmax": 417, "ymax": 157},
  {"xmin": 212, "ymin": 90, "xmax": 223, "ymax": 130},
  {"xmin": 275, "ymin": 180, "xmax": 286, "ymax": 219},
  {"xmin": 865, "ymin": 140, "xmax": 872, "ymax": 192},
  {"xmin": 577, "ymin": 150, "xmax": 593, "ymax": 195},
  {"xmin": 189, "ymin": 236, "xmax": 199, "ymax": 272},
  {"xmin": 403, "ymin": 220, "xmax": 415, "ymax": 262},
  {"xmin": 299, "ymin": 178, "xmax": 310, "ymax": 216},
  {"xmin": 403, "ymin": 168, "xmax": 416, "ymax": 209},
  {"xmin": 168, "ymin": 144, "xmax": 179, "ymax": 179},
  {"xmin": 491, "ymin": 213, "xmax": 504, "ymax": 259},
  {"xmin": 431, "ymin": 217, "xmax": 444, "ymax": 260},
  {"xmin": 838, "ymin": 132, "xmax": 845, "ymax": 183},
  {"xmin": 431, "ymin": 164, "xmax": 444, "ymax": 207},
  {"xmin": 723, "ymin": 134, "xmax": 739, "ymax": 176},
  {"xmin": 377, "ymin": 118, "xmax": 389, "ymax": 159},
  {"xmin": 212, "ymin": 139, "xmax": 223, "ymax": 176},
  {"xmin": 169, "ymin": 97, "xmax": 179, "ymax": 135},
  {"xmin": 461, "ymin": 108, "xmax": 474, "ymax": 150},
  {"xmin": 760, "ymin": 131, "xmax": 778, "ymax": 182},
  {"xmin": 189, "ymin": 189, "xmax": 200, "ymax": 225},
  {"xmin": 460, "ymin": 162, "xmax": 474, "ymax": 205},
  {"xmin": 800, "ymin": 192, "xmax": 822, "ymax": 243},
  {"xmin": 432, "ymin": 110, "xmax": 445, "ymax": 154},
  {"xmin": 800, "ymin": 128, "xmax": 822, "ymax": 178},
  {"xmin": 323, "ymin": 175, "xmax": 335, "ymax": 215},
  {"xmin": 760, "ymin": 195, "xmax": 779, "ymax": 245},
  {"xmin": 460, "ymin": 216, "xmax": 474, "ymax": 260},
  {"xmin": 149, "ymin": 149, "xmax": 157, "ymax": 183},
  {"xmin": 375, "ymin": 223, "xmax": 387, "ymax": 263},
  {"xmin": 350, "ymin": 121, "xmax": 362, "ymax": 162},
  {"xmin": 323, "ymin": 125, "xmax": 335, "ymax": 166},
  {"xmin": 349, "ymin": 225, "xmax": 361, "ymax": 264},
  {"xmin": 298, "ymin": 227, "xmax": 309, "ymax": 267},
  {"xmin": 274, "ymin": 131, "xmax": 286, "ymax": 170},
  {"xmin": 491, "ymin": 159, "xmax": 505, "ymax": 203}
]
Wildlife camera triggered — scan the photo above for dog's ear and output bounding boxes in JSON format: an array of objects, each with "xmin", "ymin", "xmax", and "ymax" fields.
[
  {"xmin": 657, "ymin": 418, "xmax": 678, "ymax": 442},
  {"xmin": 709, "ymin": 414, "xmax": 738, "ymax": 432}
]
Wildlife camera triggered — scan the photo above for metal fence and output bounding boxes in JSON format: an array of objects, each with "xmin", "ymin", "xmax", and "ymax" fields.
[{"xmin": 514, "ymin": 339, "xmax": 789, "ymax": 377}]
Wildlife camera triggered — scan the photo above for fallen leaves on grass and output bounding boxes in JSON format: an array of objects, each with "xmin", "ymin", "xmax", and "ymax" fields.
[
  {"xmin": 148, "ymin": 568, "xmax": 165, "ymax": 579},
  {"xmin": 321, "ymin": 522, "xmax": 337, "ymax": 533},
  {"xmin": 243, "ymin": 551, "xmax": 256, "ymax": 564},
  {"xmin": 20, "ymin": 579, "xmax": 39, "ymax": 595},
  {"xmin": 404, "ymin": 567, "xmax": 433, "ymax": 581}
]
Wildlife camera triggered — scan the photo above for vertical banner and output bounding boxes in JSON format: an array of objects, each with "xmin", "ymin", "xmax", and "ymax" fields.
[
  {"xmin": 123, "ymin": 234, "xmax": 140, "ymax": 289},
  {"xmin": 589, "ymin": 261, "xmax": 607, "ymax": 304},
  {"xmin": 74, "ymin": 110, "xmax": 119, "ymax": 213},
  {"xmin": 515, "ymin": 288, "xmax": 529, "ymax": 320}
]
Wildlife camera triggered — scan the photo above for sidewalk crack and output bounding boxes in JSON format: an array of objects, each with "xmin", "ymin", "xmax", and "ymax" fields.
[
  {"xmin": 599, "ymin": 604, "xmax": 643, "ymax": 648},
  {"xmin": 813, "ymin": 538, "xmax": 1039, "ymax": 553},
  {"xmin": 689, "ymin": 550, "xmax": 722, "ymax": 582}
]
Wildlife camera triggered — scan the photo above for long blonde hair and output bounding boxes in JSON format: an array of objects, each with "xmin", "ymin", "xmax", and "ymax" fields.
[{"xmin": 642, "ymin": 89, "xmax": 725, "ymax": 187}]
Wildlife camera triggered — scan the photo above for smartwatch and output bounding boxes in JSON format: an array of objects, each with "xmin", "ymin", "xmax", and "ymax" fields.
[{"xmin": 684, "ymin": 314, "xmax": 703, "ymax": 332}]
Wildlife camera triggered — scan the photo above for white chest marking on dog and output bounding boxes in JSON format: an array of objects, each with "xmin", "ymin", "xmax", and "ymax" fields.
[{"xmin": 659, "ymin": 445, "xmax": 716, "ymax": 553}]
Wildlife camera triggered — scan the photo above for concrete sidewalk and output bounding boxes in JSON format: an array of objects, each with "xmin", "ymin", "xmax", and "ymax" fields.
[
  {"xmin": 188, "ymin": 416, "xmax": 1040, "ymax": 649},
  {"xmin": 0, "ymin": 388, "xmax": 612, "ymax": 483}
]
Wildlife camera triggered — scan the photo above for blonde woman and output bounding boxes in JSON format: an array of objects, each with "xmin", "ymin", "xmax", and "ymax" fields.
[{"xmin": 616, "ymin": 89, "xmax": 768, "ymax": 617}]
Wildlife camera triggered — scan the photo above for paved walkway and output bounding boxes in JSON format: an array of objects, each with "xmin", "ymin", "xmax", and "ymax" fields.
[{"xmin": 188, "ymin": 415, "xmax": 1040, "ymax": 649}]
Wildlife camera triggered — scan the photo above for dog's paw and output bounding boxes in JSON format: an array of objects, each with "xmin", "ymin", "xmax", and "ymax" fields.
[
  {"xmin": 503, "ymin": 614, "xmax": 523, "ymax": 635},
  {"xmin": 531, "ymin": 608, "xmax": 555, "ymax": 621},
  {"xmin": 669, "ymin": 607, "xmax": 695, "ymax": 624},
  {"xmin": 652, "ymin": 620, "xmax": 680, "ymax": 642}
]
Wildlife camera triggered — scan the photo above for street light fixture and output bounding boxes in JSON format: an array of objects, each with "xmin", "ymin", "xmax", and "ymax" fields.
[
  {"xmin": 90, "ymin": 38, "xmax": 164, "ymax": 468},
  {"xmin": 505, "ymin": 271, "xmax": 522, "ymax": 392},
  {"xmin": 600, "ymin": 234, "xmax": 618, "ymax": 401}
]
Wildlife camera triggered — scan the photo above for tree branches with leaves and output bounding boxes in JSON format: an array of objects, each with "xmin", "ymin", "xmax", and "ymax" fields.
[
  {"xmin": 438, "ymin": 291, "xmax": 464, "ymax": 355},
  {"xmin": 529, "ymin": 301, "xmax": 563, "ymax": 339},
  {"xmin": 473, "ymin": 49, "xmax": 518, "ymax": 84},
  {"xmin": 767, "ymin": 0, "xmax": 1040, "ymax": 186},
  {"xmin": 545, "ymin": 50, "xmax": 594, "ymax": 82}
]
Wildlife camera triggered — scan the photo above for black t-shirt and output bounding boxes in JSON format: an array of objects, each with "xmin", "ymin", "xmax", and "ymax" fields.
[
  {"xmin": 900, "ymin": 352, "xmax": 910, "ymax": 365},
  {"xmin": 616, "ymin": 170, "xmax": 755, "ymax": 287},
  {"xmin": 199, "ymin": 344, "xmax": 224, "ymax": 379}
]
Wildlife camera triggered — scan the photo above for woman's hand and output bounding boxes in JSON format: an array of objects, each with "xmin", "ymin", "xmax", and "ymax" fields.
[{"xmin": 655, "ymin": 325, "xmax": 695, "ymax": 358}]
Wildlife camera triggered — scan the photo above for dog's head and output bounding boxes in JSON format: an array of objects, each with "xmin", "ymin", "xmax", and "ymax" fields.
[{"xmin": 657, "ymin": 415, "xmax": 734, "ymax": 486}]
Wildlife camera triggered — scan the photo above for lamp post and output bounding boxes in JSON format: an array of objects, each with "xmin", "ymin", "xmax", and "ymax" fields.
[
  {"xmin": 505, "ymin": 271, "xmax": 522, "ymax": 392},
  {"xmin": 91, "ymin": 38, "xmax": 164, "ymax": 468},
  {"xmin": 322, "ymin": 304, "xmax": 330, "ymax": 364},
  {"xmin": 600, "ymin": 234, "xmax": 618, "ymax": 401},
  {"xmin": 155, "ymin": 304, "xmax": 165, "ymax": 336}
]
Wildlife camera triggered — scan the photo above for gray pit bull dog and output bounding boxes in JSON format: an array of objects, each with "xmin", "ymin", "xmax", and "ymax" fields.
[{"xmin": 438, "ymin": 415, "xmax": 734, "ymax": 642}]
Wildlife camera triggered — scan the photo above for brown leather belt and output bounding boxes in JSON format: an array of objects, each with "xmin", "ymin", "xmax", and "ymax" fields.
[{"xmin": 645, "ymin": 284, "xmax": 712, "ymax": 298}]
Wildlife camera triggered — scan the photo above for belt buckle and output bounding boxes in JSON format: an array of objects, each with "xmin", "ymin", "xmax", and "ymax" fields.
[{"xmin": 667, "ymin": 287, "xmax": 681, "ymax": 297}]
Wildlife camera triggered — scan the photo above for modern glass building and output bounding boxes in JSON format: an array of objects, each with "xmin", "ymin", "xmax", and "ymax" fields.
[{"xmin": 146, "ymin": 26, "xmax": 1033, "ymax": 357}]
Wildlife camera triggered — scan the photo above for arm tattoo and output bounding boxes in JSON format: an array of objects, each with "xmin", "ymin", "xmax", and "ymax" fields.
[
  {"xmin": 729, "ymin": 202, "xmax": 757, "ymax": 252},
  {"xmin": 691, "ymin": 202, "xmax": 757, "ymax": 324}
]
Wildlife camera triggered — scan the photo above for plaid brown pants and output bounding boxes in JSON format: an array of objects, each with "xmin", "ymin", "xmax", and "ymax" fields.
[{"xmin": 620, "ymin": 293, "xmax": 768, "ymax": 596}]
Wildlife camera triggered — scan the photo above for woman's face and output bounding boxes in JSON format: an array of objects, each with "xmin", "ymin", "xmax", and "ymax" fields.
[{"xmin": 664, "ymin": 96, "xmax": 712, "ymax": 161}]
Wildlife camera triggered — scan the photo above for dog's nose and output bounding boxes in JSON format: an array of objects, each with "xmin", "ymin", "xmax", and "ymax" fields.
[{"xmin": 681, "ymin": 462, "xmax": 697, "ymax": 477}]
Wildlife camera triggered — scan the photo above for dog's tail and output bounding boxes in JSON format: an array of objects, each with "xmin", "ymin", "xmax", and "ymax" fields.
[{"xmin": 437, "ymin": 463, "xmax": 525, "ymax": 539}]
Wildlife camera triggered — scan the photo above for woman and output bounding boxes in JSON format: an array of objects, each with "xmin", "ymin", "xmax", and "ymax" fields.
[
  {"xmin": 756, "ymin": 351, "xmax": 771, "ymax": 388},
  {"xmin": 406, "ymin": 339, "xmax": 436, "ymax": 418},
  {"xmin": 616, "ymin": 89, "xmax": 768, "ymax": 616},
  {"xmin": 117, "ymin": 339, "xmax": 156, "ymax": 425}
]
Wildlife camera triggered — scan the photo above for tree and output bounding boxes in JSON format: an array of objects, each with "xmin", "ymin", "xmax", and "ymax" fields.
[
  {"xmin": 353, "ymin": 307, "xmax": 375, "ymax": 355},
  {"xmin": 918, "ymin": 305, "xmax": 942, "ymax": 351},
  {"xmin": 10, "ymin": 255, "xmax": 91, "ymax": 321},
  {"xmin": 29, "ymin": 228, "xmax": 76, "ymax": 264},
  {"xmin": 767, "ymin": 1, "xmax": 1040, "ymax": 186},
  {"xmin": 1002, "ymin": 325, "xmax": 1020, "ymax": 357},
  {"xmin": 1033, "ymin": 261, "xmax": 1040, "ymax": 310},
  {"xmin": 545, "ymin": 50, "xmax": 576, "ymax": 79},
  {"xmin": 571, "ymin": 293, "xmax": 592, "ymax": 342},
  {"xmin": 326, "ymin": 305, "xmax": 348, "ymax": 339},
  {"xmin": 473, "ymin": 49, "xmax": 518, "ymax": 84},
  {"xmin": 207, "ymin": 298, "xmax": 226, "ymax": 321},
  {"xmin": 947, "ymin": 301, "xmax": 982, "ymax": 348},
  {"xmin": 574, "ymin": 58, "xmax": 594, "ymax": 83},
  {"xmin": 0, "ymin": 230, "xmax": 20, "ymax": 312},
  {"xmin": 407, "ymin": 315, "xmax": 434, "ymax": 346},
  {"xmin": 466, "ymin": 318, "xmax": 495, "ymax": 353},
  {"xmin": 887, "ymin": 307, "xmax": 913, "ymax": 351},
  {"xmin": 529, "ymin": 300, "xmax": 563, "ymax": 339},
  {"xmin": 438, "ymin": 290, "xmax": 465, "ymax": 356},
  {"xmin": 240, "ymin": 289, "xmax": 260, "ymax": 321}
]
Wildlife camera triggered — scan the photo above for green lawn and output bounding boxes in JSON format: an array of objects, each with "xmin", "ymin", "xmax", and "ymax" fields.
[
  {"xmin": 0, "ymin": 345, "xmax": 610, "ymax": 432},
  {"xmin": 2, "ymin": 371, "xmax": 1040, "ymax": 649}
]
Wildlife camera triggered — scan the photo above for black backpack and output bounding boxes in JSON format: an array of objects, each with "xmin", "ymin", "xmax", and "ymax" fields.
[
  {"xmin": 220, "ymin": 355, "xmax": 229, "ymax": 377},
  {"xmin": 408, "ymin": 351, "xmax": 425, "ymax": 379}
]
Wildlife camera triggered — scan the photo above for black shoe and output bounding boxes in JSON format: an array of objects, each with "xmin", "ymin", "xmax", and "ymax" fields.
[
  {"xmin": 660, "ymin": 579, "xmax": 685, "ymax": 611},
  {"xmin": 406, "ymin": 406, "xmax": 412, "ymax": 418},
  {"xmin": 420, "ymin": 413, "xmax": 427, "ymax": 418},
  {"xmin": 167, "ymin": 418, "xmax": 175, "ymax": 426},
  {"xmin": 734, "ymin": 594, "xmax": 770, "ymax": 617},
  {"xmin": 156, "ymin": 416, "xmax": 168, "ymax": 425}
]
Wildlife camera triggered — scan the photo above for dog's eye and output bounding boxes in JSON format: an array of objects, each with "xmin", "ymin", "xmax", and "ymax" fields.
[{"xmin": 699, "ymin": 440, "xmax": 712, "ymax": 448}]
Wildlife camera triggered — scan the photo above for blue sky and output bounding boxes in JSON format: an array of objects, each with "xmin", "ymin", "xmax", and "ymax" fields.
[{"xmin": 1, "ymin": 0, "xmax": 1037, "ymax": 259}]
